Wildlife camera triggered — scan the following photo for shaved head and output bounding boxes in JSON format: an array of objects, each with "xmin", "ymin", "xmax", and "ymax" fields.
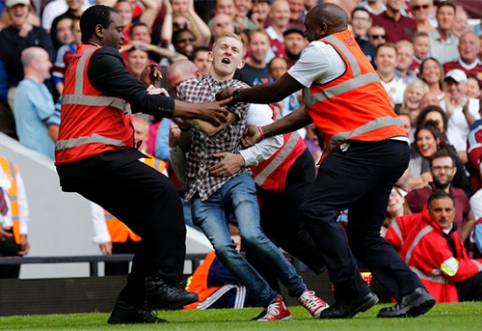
[
  {"xmin": 167, "ymin": 59, "xmax": 202, "ymax": 94},
  {"xmin": 304, "ymin": 3, "xmax": 348, "ymax": 42}
]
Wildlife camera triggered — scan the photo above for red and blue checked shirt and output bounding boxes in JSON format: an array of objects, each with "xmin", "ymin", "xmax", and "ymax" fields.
[{"xmin": 176, "ymin": 75, "xmax": 252, "ymax": 202}]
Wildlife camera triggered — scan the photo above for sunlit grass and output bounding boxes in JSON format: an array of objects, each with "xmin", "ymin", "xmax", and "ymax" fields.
[{"xmin": 1, "ymin": 302, "xmax": 481, "ymax": 330}]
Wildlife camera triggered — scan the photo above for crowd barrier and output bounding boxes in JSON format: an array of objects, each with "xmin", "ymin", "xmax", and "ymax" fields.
[{"xmin": 0, "ymin": 254, "xmax": 391, "ymax": 316}]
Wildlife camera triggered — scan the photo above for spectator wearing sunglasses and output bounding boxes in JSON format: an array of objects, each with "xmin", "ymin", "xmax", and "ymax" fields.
[
  {"xmin": 368, "ymin": 24, "xmax": 387, "ymax": 48},
  {"xmin": 371, "ymin": 0, "xmax": 417, "ymax": 44},
  {"xmin": 410, "ymin": 0, "xmax": 436, "ymax": 34}
]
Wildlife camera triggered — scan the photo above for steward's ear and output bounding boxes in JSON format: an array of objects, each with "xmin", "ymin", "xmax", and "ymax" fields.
[{"xmin": 94, "ymin": 24, "xmax": 104, "ymax": 39}]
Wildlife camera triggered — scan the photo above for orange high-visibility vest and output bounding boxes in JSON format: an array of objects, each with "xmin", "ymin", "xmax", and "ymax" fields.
[
  {"xmin": 303, "ymin": 30, "xmax": 406, "ymax": 158},
  {"xmin": 105, "ymin": 154, "xmax": 167, "ymax": 243},
  {"xmin": 55, "ymin": 43, "xmax": 135, "ymax": 165},
  {"xmin": 0, "ymin": 157, "xmax": 21, "ymax": 245}
]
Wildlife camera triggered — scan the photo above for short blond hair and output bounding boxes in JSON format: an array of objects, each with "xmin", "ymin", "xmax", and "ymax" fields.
[{"xmin": 213, "ymin": 32, "xmax": 244, "ymax": 52}]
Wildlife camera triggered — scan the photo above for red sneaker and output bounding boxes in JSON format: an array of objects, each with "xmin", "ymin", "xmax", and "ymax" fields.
[
  {"xmin": 256, "ymin": 295, "xmax": 292, "ymax": 321},
  {"xmin": 296, "ymin": 289, "xmax": 329, "ymax": 318}
]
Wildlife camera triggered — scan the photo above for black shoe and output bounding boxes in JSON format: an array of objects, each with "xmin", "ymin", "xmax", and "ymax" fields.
[
  {"xmin": 377, "ymin": 287, "xmax": 435, "ymax": 318},
  {"xmin": 145, "ymin": 276, "xmax": 198, "ymax": 310},
  {"xmin": 318, "ymin": 292, "xmax": 379, "ymax": 319},
  {"xmin": 107, "ymin": 300, "xmax": 168, "ymax": 324}
]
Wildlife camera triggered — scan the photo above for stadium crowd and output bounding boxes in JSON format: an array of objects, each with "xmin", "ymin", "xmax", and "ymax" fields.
[{"xmin": 1, "ymin": 0, "xmax": 482, "ymax": 323}]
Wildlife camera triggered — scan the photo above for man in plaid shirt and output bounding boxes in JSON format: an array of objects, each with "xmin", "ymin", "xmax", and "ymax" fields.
[{"xmin": 172, "ymin": 32, "xmax": 327, "ymax": 321}]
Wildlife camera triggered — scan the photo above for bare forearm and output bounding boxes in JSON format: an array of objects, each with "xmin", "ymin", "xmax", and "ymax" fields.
[
  {"xmin": 236, "ymin": 73, "xmax": 304, "ymax": 104},
  {"xmin": 184, "ymin": 111, "xmax": 237, "ymax": 136},
  {"xmin": 462, "ymin": 215, "xmax": 476, "ymax": 243},
  {"xmin": 262, "ymin": 106, "xmax": 312, "ymax": 138}
]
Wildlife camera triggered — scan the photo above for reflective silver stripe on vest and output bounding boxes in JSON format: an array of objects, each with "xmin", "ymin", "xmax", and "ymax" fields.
[
  {"xmin": 304, "ymin": 35, "xmax": 381, "ymax": 108},
  {"xmin": 62, "ymin": 94, "xmax": 128, "ymax": 112},
  {"xmin": 405, "ymin": 224, "xmax": 434, "ymax": 264},
  {"xmin": 474, "ymin": 260, "xmax": 482, "ymax": 272},
  {"xmin": 254, "ymin": 132, "xmax": 300, "ymax": 187},
  {"xmin": 304, "ymin": 73, "xmax": 380, "ymax": 107},
  {"xmin": 390, "ymin": 219, "xmax": 403, "ymax": 246},
  {"xmin": 105, "ymin": 213, "xmax": 115, "ymax": 221},
  {"xmin": 7, "ymin": 160, "xmax": 19, "ymax": 222},
  {"xmin": 153, "ymin": 158, "xmax": 162, "ymax": 170},
  {"xmin": 56, "ymin": 134, "xmax": 127, "ymax": 151},
  {"xmin": 410, "ymin": 266, "xmax": 446, "ymax": 284},
  {"xmin": 324, "ymin": 35, "xmax": 361, "ymax": 76},
  {"xmin": 62, "ymin": 47, "xmax": 129, "ymax": 113},
  {"xmin": 327, "ymin": 116, "xmax": 402, "ymax": 151}
]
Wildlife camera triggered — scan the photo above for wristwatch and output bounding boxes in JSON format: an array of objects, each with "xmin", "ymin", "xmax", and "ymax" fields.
[{"xmin": 232, "ymin": 89, "xmax": 242, "ymax": 101}]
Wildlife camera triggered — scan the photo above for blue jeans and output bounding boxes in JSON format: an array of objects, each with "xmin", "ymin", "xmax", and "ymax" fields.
[{"xmin": 191, "ymin": 174, "xmax": 306, "ymax": 306}]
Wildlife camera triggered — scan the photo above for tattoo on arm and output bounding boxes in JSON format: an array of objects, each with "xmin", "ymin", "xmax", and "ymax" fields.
[{"xmin": 185, "ymin": 118, "xmax": 202, "ymax": 132}]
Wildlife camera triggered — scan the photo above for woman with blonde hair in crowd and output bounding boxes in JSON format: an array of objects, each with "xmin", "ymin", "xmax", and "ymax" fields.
[
  {"xmin": 409, "ymin": 0, "xmax": 436, "ymax": 33},
  {"xmin": 419, "ymin": 57, "xmax": 445, "ymax": 100},
  {"xmin": 399, "ymin": 80, "xmax": 429, "ymax": 128}
]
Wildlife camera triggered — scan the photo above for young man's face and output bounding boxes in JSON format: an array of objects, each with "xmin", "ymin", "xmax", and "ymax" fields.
[
  {"xmin": 375, "ymin": 46, "xmax": 397, "ymax": 75},
  {"xmin": 131, "ymin": 25, "xmax": 151, "ymax": 43},
  {"xmin": 193, "ymin": 50, "xmax": 212, "ymax": 76},
  {"xmin": 248, "ymin": 31, "xmax": 270, "ymax": 63},
  {"xmin": 396, "ymin": 44, "xmax": 413, "ymax": 71},
  {"xmin": 7, "ymin": 4, "xmax": 29, "ymax": 28},
  {"xmin": 216, "ymin": 0, "xmax": 237, "ymax": 20},
  {"xmin": 283, "ymin": 32, "xmax": 306, "ymax": 57},
  {"xmin": 436, "ymin": 5, "xmax": 455, "ymax": 31},
  {"xmin": 367, "ymin": 27, "xmax": 386, "ymax": 47},
  {"xmin": 212, "ymin": 36, "xmax": 244, "ymax": 78},
  {"xmin": 430, "ymin": 156, "xmax": 456, "ymax": 189},
  {"xmin": 351, "ymin": 9, "xmax": 371, "ymax": 38}
]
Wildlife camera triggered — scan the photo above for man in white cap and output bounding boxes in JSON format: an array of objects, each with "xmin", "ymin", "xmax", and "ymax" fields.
[
  {"xmin": 0, "ymin": 0, "xmax": 55, "ymax": 111},
  {"xmin": 440, "ymin": 69, "xmax": 481, "ymax": 165}
]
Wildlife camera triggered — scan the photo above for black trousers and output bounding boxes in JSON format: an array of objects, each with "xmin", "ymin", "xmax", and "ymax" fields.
[
  {"xmin": 457, "ymin": 271, "xmax": 482, "ymax": 301},
  {"xmin": 0, "ymin": 235, "xmax": 21, "ymax": 279},
  {"xmin": 246, "ymin": 149, "xmax": 325, "ymax": 292},
  {"xmin": 299, "ymin": 140, "xmax": 424, "ymax": 302},
  {"xmin": 74, "ymin": 160, "xmax": 186, "ymax": 306},
  {"xmin": 104, "ymin": 240, "xmax": 142, "ymax": 276}
]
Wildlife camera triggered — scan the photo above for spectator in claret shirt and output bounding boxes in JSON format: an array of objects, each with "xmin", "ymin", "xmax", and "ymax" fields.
[
  {"xmin": 371, "ymin": 0, "xmax": 417, "ymax": 44},
  {"xmin": 443, "ymin": 32, "xmax": 482, "ymax": 85}
]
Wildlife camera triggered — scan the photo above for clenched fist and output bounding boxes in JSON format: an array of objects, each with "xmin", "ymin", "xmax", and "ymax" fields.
[{"xmin": 140, "ymin": 64, "xmax": 162, "ymax": 87}]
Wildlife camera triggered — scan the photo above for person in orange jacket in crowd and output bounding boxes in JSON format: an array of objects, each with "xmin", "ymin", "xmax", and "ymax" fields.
[
  {"xmin": 0, "ymin": 155, "xmax": 30, "ymax": 278},
  {"xmin": 385, "ymin": 191, "xmax": 482, "ymax": 303},
  {"xmin": 91, "ymin": 114, "xmax": 168, "ymax": 275}
]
